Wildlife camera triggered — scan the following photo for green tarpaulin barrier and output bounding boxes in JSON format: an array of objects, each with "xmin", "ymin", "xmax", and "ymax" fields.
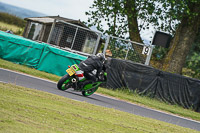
[
  {"xmin": 37, "ymin": 45, "xmax": 87, "ymax": 76},
  {"xmin": 0, "ymin": 31, "xmax": 87, "ymax": 76},
  {"xmin": 0, "ymin": 31, "xmax": 46, "ymax": 68}
]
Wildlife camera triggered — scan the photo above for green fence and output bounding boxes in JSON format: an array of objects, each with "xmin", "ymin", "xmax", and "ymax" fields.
[{"xmin": 0, "ymin": 31, "xmax": 87, "ymax": 76}]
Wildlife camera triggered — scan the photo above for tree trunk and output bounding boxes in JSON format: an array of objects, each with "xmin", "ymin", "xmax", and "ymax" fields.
[
  {"xmin": 163, "ymin": 5, "xmax": 200, "ymax": 74},
  {"xmin": 128, "ymin": 15, "xmax": 142, "ymax": 43},
  {"xmin": 125, "ymin": 0, "xmax": 142, "ymax": 43}
]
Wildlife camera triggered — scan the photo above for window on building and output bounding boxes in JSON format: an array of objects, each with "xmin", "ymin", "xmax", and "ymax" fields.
[
  {"xmin": 27, "ymin": 22, "xmax": 43, "ymax": 40},
  {"xmin": 82, "ymin": 35, "xmax": 97, "ymax": 54}
]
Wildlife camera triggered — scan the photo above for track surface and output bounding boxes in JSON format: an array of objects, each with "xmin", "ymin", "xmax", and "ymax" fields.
[{"xmin": 0, "ymin": 68, "xmax": 200, "ymax": 131}]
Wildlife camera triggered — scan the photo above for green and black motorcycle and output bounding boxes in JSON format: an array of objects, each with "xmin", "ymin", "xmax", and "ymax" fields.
[{"xmin": 57, "ymin": 64, "xmax": 107, "ymax": 97}]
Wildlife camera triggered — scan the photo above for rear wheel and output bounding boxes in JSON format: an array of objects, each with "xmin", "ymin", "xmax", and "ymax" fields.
[
  {"xmin": 82, "ymin": 87, "xmax": 98, "ymax": 97},
  {"xmin": 57, "ymin": 74, "xmax": 73, "ymax": 91}
]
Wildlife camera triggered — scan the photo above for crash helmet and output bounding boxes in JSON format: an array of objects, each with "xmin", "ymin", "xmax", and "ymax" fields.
[{"xmin": 96, "ymin": 53, "xmax": 105, "ymax": 62}]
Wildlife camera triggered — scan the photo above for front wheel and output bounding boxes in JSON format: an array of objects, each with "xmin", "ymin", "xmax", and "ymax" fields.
[
  {"xmin": 57, "ymin": 74, "xmax": 73, "ymax": 91},
  {"xmin": 82, "ymin": 87, "xmax": 98, "ymax": 97}
]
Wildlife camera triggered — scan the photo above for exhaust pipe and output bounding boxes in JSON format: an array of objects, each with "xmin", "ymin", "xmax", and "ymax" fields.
[{"xmin": 71, "ymin": 78, "xmax": 77, "ymax": 83}]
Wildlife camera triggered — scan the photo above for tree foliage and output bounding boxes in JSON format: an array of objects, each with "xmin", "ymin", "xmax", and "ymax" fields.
[
  {"xmin": 161, "ymin": 0, "xmax": 200, "ymax": 74},
  {"xmin": 86, "ymin": 0, "xmax": 200, "ymax": 76},
  {"xmin": 85, "ymin": 0, "xmax": 183, "ymax": 38},
  {"xmin": 86, "ymin": 0, "xmax": 127, "ymax": 37},
  {"xmin": 85, "ymin": 0, "xmax": 158, "ymax": 42},
  {"xmin": 184, "ymin": 30, "xmax": 200, "ymax": 79},
  {"xmin": 141, "ymin": 0, "xmax": 200, "ymax": 75},
  {"xmin": 86, "ymin": 0, "xmax": 200, "ymax": 37}
]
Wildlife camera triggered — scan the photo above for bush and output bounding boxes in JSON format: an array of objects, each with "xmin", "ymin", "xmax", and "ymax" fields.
[
  {"xmin": 184, "ymin": 31, "xmax": 200, "ymax": 79},
  {"xmin": 0, "ymin": 12, "xmax": 26, "ymax": 27}
]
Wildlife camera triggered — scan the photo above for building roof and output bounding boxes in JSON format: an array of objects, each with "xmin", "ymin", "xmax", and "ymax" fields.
[
  {"xmin": 24, "ymin": 16, "xmax": 88, "ymax": 28},
  {"xmin": 24, "ymin": 17, "xmax": 55, "ymax": 24}
]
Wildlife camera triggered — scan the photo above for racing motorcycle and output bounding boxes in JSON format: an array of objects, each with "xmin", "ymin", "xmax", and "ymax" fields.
[{"xmin": 57, "ymin": 64, "xmax": 107, "ymax": 97}]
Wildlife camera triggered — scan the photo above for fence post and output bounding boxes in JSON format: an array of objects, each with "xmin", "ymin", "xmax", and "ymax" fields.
[
  {"xmin": 103, "ymin": 35, "xmax": 110, "ymax": 55},
  {"xmin": 92, "ymin": 33, "xmax": 101, "ymax": 55},
  {"xmin": 145, "ymin": 30, "xmax": 156, "ymax": 65},
  {"xmin": 71, "ymin": 27, "xmax": 78, "ymax": 49},
  {"xmin": 125, "ymin": 42, "xmax": 131, "ymax": 60},
  {"xmin": 47, "ymin": 19, "xmax": 56, "ymax": 44},
  {"xmin": 145, "ymin": 45, "xmax": 154, "ymax": 65}
]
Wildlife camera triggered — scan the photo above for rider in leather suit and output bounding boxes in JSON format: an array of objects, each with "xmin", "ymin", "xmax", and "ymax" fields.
[{"xmin": 78, "ymin": 53, "xmax": 105, "ymax": 88}]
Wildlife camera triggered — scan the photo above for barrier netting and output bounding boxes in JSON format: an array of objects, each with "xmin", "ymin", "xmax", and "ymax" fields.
[{"xmin": 106, "ymin": 58, "xmax": 200, "ymax": 112}]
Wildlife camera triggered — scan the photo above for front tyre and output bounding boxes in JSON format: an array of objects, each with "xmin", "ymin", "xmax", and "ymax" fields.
[
  {"xmin": 57, "ymin": 74, "xmax": 72, "ymax": 91},
  {"xmin": 82, "ymin": 87, "xmax": 98, "ymax": 97}
]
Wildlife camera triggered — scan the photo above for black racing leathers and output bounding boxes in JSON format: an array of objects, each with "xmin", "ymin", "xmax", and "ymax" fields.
[{"xmin": 79, "ymin": 56, "xmax": 103, "ymax": 82}]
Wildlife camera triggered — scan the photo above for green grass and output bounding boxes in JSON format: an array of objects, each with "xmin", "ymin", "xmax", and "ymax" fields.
[
  {"xmin": 0, "ymin": 83, "xmax": 199, "ymax": 133},
  {"xmin": 97, "ymin": 88, "xmax": 200, "ymax": 121},
  {"xmin": 0, "ymin": 12, "xmax": 25, "ymax": 35},
  {"xmin": 0, "ymin": 58, "xmax": 60, "ymax": 82},
  {"xmin": 1, "ymin": 58, "xmax": 200, "ymax": 122},
  {"xmin": 0, "ymin": 21, "xmax": 24, "ymax": 35}
]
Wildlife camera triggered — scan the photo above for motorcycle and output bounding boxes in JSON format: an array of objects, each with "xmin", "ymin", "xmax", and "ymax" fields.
[{"xmin": 57, "ymin": 64, "xmax": 107, "ymax": 97}]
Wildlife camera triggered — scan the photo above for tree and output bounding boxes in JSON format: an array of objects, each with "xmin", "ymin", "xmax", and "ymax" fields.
[
  {"xmin": 159, "ymin": 0, "xmax": 200, "ymax": 74},
  {"xmin": 86, "ymin": 0, "xmax": 200, "ymax": 75},
  {"xmin": 185, "ymin": 30, "xmax": 200, "ymax": 79},
  {"xmin": 85, "ymin": 0, "xmax": 160, "ymax": 63},
  {"xmin": 85, "ymin": 0, "xmax": 154, "ymax": 42},
  {"xmin": 145, "ymin": 0, "xmax": 200, "ymax": 74}
]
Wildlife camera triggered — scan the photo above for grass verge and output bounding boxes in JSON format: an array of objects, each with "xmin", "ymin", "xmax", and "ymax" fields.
[
  {"xmin": 0, "ymin": 83, "xmax": 199, "ymax": 133},
  {"xmin": 0, "ymin": 58, "xmax": 200, "ymax": 122},
  {"xmin": 0, "ymin": 21, "xmax": 24, "ymax": 35}
]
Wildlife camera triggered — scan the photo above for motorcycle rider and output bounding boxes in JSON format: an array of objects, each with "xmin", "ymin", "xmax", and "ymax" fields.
[{"xmin": 78, "ymin": 53, "xmax": 106, "ymax": 88}]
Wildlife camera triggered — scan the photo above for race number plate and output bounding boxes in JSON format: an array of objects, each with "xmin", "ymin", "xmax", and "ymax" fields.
[
  {"xmin": 142, "ymin": 46, "xmax": 151, "ymax": 55},
  {"xmin": 66, "ymin": 68, "xmax": 75, "ymax": 76}
]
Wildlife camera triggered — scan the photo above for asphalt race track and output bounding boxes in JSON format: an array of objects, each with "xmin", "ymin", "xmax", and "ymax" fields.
[{"xmin": 0, "ymin": 68, "xmax": 200, "ymax": 131}]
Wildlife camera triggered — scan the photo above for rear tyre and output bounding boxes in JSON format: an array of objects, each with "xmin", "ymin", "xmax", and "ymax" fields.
[
  {"xmin": 57, "ymin": 74, "xmax": 72, "ymax": 91},
  {"xmin": 82, "ymin": 87, "xmax": 98, "ymax": 97}
]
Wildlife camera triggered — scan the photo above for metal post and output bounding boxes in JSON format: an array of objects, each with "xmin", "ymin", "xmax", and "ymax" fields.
[
  {"xmin": 145, "ymin": 45, "xmax": 154, "ymax": 65},
  {"xmin": 47, "ymin": 19, "xmax": 56, "ymax": 43},
  {"xmin": 125, "ymin": 42, "xmax": 131, "ymax": 60},
  {"xmin": 145, "ymin": 30, "xmax": 156, "ymax": 65},
  {"xmin": 71, "ymin": 27, "xmax": 78, "ymax": 49},
  {"xmin": 92, "ymin": 33, "xmax": 101, "ymax": 55},
  {"xmin": 103, "ymin": 35, "xmax": 110, "ymax": 55}
]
